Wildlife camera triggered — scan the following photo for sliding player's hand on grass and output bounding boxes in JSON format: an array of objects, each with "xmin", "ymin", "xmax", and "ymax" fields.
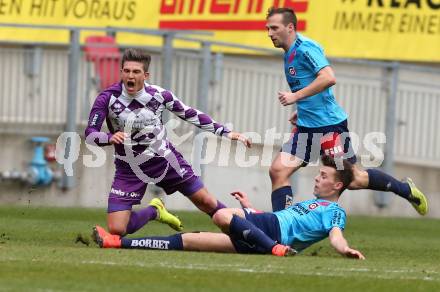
[{"xmin": 344, "ymin": 247, "xmax": 366, "ymax": 260}]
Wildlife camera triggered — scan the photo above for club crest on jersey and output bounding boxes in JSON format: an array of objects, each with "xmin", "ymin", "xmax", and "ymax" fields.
[
  {"xmin": 112, "ymin": 102, "xmax": 124, "ymax": 113},
  {"xmin": 308, "ymin": 203, "xmax": 319, "ymax": 210},
  {"xmin": 288, "ymin": 66, "xmax": 296, "ymax": 76}
]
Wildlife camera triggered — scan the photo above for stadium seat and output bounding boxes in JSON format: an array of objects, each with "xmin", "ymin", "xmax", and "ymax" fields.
[{"xmin": 84, "ymin": 35, "xmax": 121, "ymax": 90}]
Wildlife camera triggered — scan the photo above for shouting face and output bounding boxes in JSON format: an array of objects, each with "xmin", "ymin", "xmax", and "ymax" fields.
[{"xmin": 121, "ymin": 61, "xmax": 149, "ymax": 95}]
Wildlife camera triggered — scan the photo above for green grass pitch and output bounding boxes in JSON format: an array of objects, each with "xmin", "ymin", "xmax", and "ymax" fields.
[{"xmin": 0, "ymin": 205, "xmax": 439, "ymax": 291}]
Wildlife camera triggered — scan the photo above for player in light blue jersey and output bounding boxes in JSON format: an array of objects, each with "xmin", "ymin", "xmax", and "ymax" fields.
[
  {"xmin": 93, "ymin": 155, "xmax": 365, "ymax": 260},
  {"xmin": 265, "ymin": 7, "xmax": 428, "ymax": 215}
]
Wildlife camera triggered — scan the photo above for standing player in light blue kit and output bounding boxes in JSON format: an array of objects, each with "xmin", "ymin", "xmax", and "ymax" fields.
[
  {"xmin": 93, "ymin": 155, "xmax": 365, "ymax": 260},
  {"xmin": 265, "ymin": 7, "xmax": 428, "ymax": 214}
]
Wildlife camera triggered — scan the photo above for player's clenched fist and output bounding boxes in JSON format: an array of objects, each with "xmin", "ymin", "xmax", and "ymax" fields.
[{"xmin": 109, "ymin": 132, "xmax": 128, "ymax": 144}]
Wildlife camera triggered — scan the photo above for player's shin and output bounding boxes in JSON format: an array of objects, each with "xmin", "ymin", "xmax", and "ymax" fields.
[
  {"xmin": 366, "ymin": 169, "xmax": 411, "ymax": 199},
  {"xmin": 208, "ymin": 200, "xmax": 227, "ymax": 217},
  {"xmin": 121, "ymin": 234, "xmax": 183, "ymax": 250},
  {"xmin": 125, "ymin": 206, "xmax": 157, "ymax": 234}
]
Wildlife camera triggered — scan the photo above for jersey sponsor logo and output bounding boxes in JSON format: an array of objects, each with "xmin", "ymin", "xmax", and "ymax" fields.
[
  {"xmin": 323, "ymin": 145, "xmax": 344, "ymax": 157},
  {"xmin": 321, "ymin": 133, "xmax": 344, "ymax": 157},
  {"xmin": 288, "ymin": 66, "xmax": 296, "ymax": 76},
  {"xmin": 130, "ymin": 239, "xmax": 170, "ymax": 249},
  {"xmin": 110, "ymin": 188, "xmax": 125, "ymax": 197},
  {"xmin": 129, "ymin": 110, "xmax": 160, "ymax": 131},
  {"xmin": 331, "ymin": 210, "xmax": 343, "ymax": 226},
  {"xmin": 90, "ymin": 113, "xmax": 99, "ymax": 126},
  {"xmin": 288, "ymin": 79, "xmax": 301, "ymax": 89},
  {"xmin": 292, "ymin": 203, "xmax": 310, "ymax": 216},
  {"xmin": 110, "ymin": 188, "xmax": 140, "ymax": 198},
  {"xmin": 158, "ymin": 0, "xmax": 308, "ymax": 31},
  {"xmin": 128, "ymin": 192, "xmax": 140, "ymax": 198},
  {"xmin": 308, "ymin": 202, "xmax": 318, "ymax": 210}
]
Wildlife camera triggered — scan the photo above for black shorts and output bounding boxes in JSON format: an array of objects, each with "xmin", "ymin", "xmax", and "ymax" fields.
[
  {"xmin": 281, "ymin": 119, "xmax": 357, "ymax": 165},
  {"xmin": 230, "ymin": 210, "xmax": 282, "ymax": 254}
]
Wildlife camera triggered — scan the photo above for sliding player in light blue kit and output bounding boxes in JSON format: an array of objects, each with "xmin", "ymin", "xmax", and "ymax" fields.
[{"xmin": 93, "ymin": 155, "xmax": 365, "ymax": 260}]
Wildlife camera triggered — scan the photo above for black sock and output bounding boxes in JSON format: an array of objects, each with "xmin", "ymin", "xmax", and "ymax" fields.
[
  {"xmin": 366, "ymin": 169, "xmax": 411, "ymax": 199},
  {"xmin": 121, "ymin": 233, "xmax": 183, "ymax": 250},
  {"xmin": 271, "ymin": 186, "xmax": 293, "ymax": 212}
]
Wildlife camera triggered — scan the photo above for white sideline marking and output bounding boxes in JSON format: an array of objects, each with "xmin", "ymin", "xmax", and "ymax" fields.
[
  {"xmin": 79, "ymin": 260, "xmax": 438, "ymax": 282},
  {"xmin": 333, "ymin": 267, "xmax": 439, "ymax": 274},
  {"xmin": 2, "ymin": 257, "xmax": 437, "ymax": 282}
]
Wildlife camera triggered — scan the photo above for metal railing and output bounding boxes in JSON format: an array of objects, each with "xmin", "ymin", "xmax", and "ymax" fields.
[{"xmin": 0, "ymin": 23, "xmax": 439, "ymax": 208}]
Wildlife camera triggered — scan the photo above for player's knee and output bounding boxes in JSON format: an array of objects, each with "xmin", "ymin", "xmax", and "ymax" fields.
[
  {"xmin": 348, "ymin": 168, "xmax": 368, "ymax": 190},
  {"xmin": 107, "ymin": 223, "xmax": 127, "ymax": 236},
  {"xmin": 211, "ymin": 209, "xmax": 224, "ymax": 225},
  {"xmin": 212, "ymin": 209, "xmax": 231, "ymax": 229},
  {"xmin": 269, "ymin": 165, "xmax": 279, "ymax": 180},
  {"xmin": 269, "ymin": 164, "xmax": 287, "ymax": 182}
]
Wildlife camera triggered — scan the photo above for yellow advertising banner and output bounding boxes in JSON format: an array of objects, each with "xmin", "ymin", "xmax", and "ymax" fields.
[{"xmin": 0, "ymin": 0, "xmax": 439, "ymax": 61}]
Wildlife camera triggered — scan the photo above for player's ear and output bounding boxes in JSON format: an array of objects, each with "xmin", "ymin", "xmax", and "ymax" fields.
[
  {"xmin": 144, "ymin": 72, "xmax": 150, "ymax": 80},
  {"xmin": 334, "ymin": 181, "xmax": 343, "ymax": 193}
]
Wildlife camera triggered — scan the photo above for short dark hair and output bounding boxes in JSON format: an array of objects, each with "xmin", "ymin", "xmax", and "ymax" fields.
[
  {"xmin": 121, "ymin": 48, "xmax": 151, "ymax": 72},
  {"xmin": 321, "ymin": 155, "xmax": 354, "ymax": 195},
  {"xmin": 266, "ymin": 7, "xmax": 297, "ymax": 30}
]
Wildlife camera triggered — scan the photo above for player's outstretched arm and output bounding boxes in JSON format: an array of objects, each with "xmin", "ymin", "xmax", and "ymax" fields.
[
  {"xmin": 230, "ymin": 191, "xmax": 253, "ymax": 209},
  {"xmin": 161, "ymin": 90, "xmax": 251, "ymax": 148},
  {"xmin": 329, "ymin": 227, "xmax": 365, "ymax": 260},
  {"xmin": 226, "ymin": 132, "xmax": 252, "ymax": 148}
]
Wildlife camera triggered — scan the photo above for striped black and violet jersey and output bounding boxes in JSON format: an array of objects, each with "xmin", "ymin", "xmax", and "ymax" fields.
[{"xmin": 85, "ymin": 82, "xmax": 230, "ymax": 166}]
